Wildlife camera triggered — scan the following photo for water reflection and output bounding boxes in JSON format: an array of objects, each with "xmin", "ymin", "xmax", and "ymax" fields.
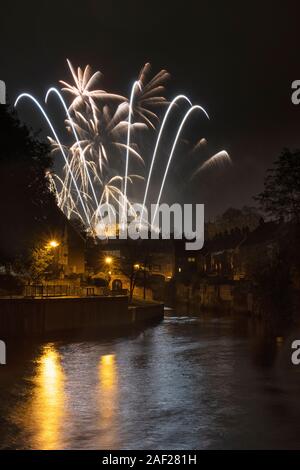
[
  {"xmin": 32, "ymin": 345, "xmax": 65, "ymax": 449},
  {"xmin": 14, "ymin": 344, "xmax": 66, "ymax": 449},
  {"xmin": 98, "ymin": 354, "xmax": 118, "ymax": 447},
  {"xmin": 2, "ymin": 312, "xmax": 300, "ymax": 449}
]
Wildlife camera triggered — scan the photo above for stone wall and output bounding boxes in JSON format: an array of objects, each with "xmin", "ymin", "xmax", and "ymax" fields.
[
  {"xmin": 0, "ymin": 296, "xmax": 164, "ymax": 338},
  {"xmin": 173, "ymin": 280, "xmax": 250, "ymax": 313}
]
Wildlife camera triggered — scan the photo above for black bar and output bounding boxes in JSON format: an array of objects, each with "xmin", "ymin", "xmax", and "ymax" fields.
[{"xmin": 0, "ymin": 449, "xmax": 298, "ymax": 465}]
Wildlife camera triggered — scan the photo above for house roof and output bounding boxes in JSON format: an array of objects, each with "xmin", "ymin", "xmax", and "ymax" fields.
[{"xmin": 201, "ymin": 228, "xmax": 246, "ymax": 254}]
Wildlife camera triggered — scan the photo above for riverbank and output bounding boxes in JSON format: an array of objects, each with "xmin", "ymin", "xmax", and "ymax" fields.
[
  {"xmin": 0, "ymin": 296, "xmax": 164, "ymax": 338},
  {"xmin": 171, "ymin": 278, "xmax": 300, "ymax": 323}
]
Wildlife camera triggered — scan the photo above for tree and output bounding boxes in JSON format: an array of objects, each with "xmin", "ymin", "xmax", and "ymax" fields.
[
  {"xmin": 248, "ymin": 248, "xmax": 293, "ymax": 326},
  {"xmin": 255, "ymin": 148, "xmax": 300, "ymax": 222},
  {"xmin": 69, "ymin": 217, "xmax": 87, "ymax": 238},
  {"xmin": 207, "ymin": 206, "xmax": 261, "ymax": 238},
  {"xmin": 0, "ymin": 105, "xmax": 56, "ymax": 266},
  {"xmin": 29, "ymin": 245, "xmax": 54, "ymax": 282},
  {"xmin": 118, "ymin": 241, "xmax": 152, "ymax": 301}
]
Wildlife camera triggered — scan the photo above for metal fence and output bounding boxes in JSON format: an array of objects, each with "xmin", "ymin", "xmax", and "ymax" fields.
[
  {"xmin": 23, "ymin": 285, "xmax": 128, "ymax": 298},
  {"xmin": 24, "ymin": 284, "xmax": 81, "ymax": 298}
]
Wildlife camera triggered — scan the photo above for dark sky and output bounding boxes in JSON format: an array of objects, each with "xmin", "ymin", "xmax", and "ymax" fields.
[{"xmin": 1, "ymin": 0, "xmax": 300, "ymax": 218}]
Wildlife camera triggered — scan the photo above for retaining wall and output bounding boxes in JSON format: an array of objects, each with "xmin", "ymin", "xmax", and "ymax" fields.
[{"xmin": 0, "ymin": 296, "xmax": 163, "ymax": 338}]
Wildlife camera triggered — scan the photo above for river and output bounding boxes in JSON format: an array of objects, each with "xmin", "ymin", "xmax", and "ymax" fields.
[{"xmin": 0, "ymin": 309, "xmax": 300, "ymax": 449}]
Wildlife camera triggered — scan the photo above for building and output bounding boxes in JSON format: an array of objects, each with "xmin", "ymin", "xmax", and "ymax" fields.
[
  {"xmin": 41, "ymin": 208, "xmax": 86, "ymax": 278},
  {"xmin": 86, "ymin": 237, "xmax": 176, "ymax": 299},
  {"xmin": 88, "ymin": 238, "xmax": 175, "ymax": 279},
  {"xmin": 236, "ymin": 220, "xmax": 281, "ymax": 280},
  {"xmin": 174, "ymin": 229, "xmax": 246, "ymax": 280},
  {"xmin": 57, "ymin": 221, "xmax": 86, "ymax": 276}
]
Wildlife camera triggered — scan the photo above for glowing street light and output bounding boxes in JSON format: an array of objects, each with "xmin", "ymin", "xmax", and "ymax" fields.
[
  {"xmin": 48, "ymin": 240, "xmax": 59, "ymax": 249},
  {"xmin": 105, "ymin": 256, "xmax": 112, "ymax": 265}
]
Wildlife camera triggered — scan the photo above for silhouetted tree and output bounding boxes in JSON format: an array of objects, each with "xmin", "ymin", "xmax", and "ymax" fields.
[
  {"xmin": 207, "ymin": 206, "xmax": 261, "ymax": 238},
  {"xmin": 249, "ymin": 249, "xmax": 293, "ymax": 326},
  {"xmin": 255, "ymin": 148, "xmax": 300, "ymax": 222},
  {"xmin": 69, "ymin": 217, "xmax": 87, "ymax": 238},
  {"xmin": 0, "ymin": 105, "xmax": 56, "ymax": 267},
  {"xmin": 118, "ymin": 241, "xmax": 152, "ymax": 301}
]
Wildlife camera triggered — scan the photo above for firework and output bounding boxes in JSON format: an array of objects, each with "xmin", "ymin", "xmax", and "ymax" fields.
[
  {"xmin": 190, "ymin": 150, "xmax": 232, "ymax": 180},
  {"xmin": 15, "ymin": 60, "xmax": 231, "ymax": 235}
]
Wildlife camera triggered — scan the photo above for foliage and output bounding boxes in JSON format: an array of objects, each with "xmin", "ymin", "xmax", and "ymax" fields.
[
  {"xmin": 69, "ymin": 217, "xmax": 87, "ymax": 238},
  {"xmin": 117, "ymin": 242, "xmax": 152, "ymax": 301},
  {"xmin": 0, "ymin": 105, "xmax": 56, "ymax": 263},
  {"xmin": 255, "ymin": 148, "xmax": 300, "ymax": 222},
  {"xmin": 207, "ymin": 206, "xmax": 261, "ymax": 238},
  {"xmin": 248, "ymin": 245, "xmax": 293, "ymax": 324},
  {"xmin": 0, "ymin": 274, "xmax": 24, "ymax": 295},
  {"xmin": 29, "ymin": 245, "xmax": 54, "ymax": 281}
]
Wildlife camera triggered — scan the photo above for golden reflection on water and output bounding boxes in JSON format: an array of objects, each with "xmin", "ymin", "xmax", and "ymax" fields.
[
  {"xmin": 22, "ymin": 344, "xmax": 66, "ymax": 449},
  {"xmin": 98, "ymin": 354, "xmax": 118, "ymax": 446},
  {"xmin": 12, "ymin": 348, "xmax": 119, "ymax": 449}
]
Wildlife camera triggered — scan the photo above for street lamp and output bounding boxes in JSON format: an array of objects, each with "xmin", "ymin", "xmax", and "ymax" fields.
[
  {"xmin": 105, "ymin": 256, "xmax": 112, "ymax": 265},
  {"xmin": 48, "ymin": 240, "xmax": 59, "ymax": 249},
  {"xmin": 45, "ymin": 240, "xmax": 60, "ymax": 280}
]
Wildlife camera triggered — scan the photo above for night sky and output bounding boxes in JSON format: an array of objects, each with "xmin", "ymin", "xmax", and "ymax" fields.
[{"xmin": 1, "ymin": 0, "xmax": 300, "ymax": 218}]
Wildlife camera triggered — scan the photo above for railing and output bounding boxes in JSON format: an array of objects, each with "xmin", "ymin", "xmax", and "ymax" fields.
[
  {"xmin": 24, "ymin": 284, "xmax": 81, "ymax": 298},
  {"xmin": 24, "ymin": 285, "xmax": 129, "ymax": 298}
]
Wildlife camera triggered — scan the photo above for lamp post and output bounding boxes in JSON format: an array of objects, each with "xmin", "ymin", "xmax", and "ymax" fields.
[
  {"xmin": 48, "ymin": 240, "xmax": 59, "ymax": 249},
  {"xmin": 47, "ymin": 240, "xmax": 60, "ymax": 279},
  {"xmin": 104, "ymin": 256, "xmax": 113, "ymax": 285},
  {"xmin": 105, "ymin": 256, "xmax": 112, "ymax": 266}
]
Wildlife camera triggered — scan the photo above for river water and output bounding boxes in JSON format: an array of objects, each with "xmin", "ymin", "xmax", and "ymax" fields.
[{"xmin": 0, "ymin": 309, "xmax": 300, "ymax": 450}]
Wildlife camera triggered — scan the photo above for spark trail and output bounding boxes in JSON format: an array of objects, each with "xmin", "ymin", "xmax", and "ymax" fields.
[{"xmin": 15, "ymin": 60, "xmax": 231, "ymax": 236}]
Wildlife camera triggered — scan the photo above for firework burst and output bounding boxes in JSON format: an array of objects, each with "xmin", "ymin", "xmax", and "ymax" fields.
[{"xmin": 15, "ymin": 59, "xmax": 231, "ymax": 235}]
